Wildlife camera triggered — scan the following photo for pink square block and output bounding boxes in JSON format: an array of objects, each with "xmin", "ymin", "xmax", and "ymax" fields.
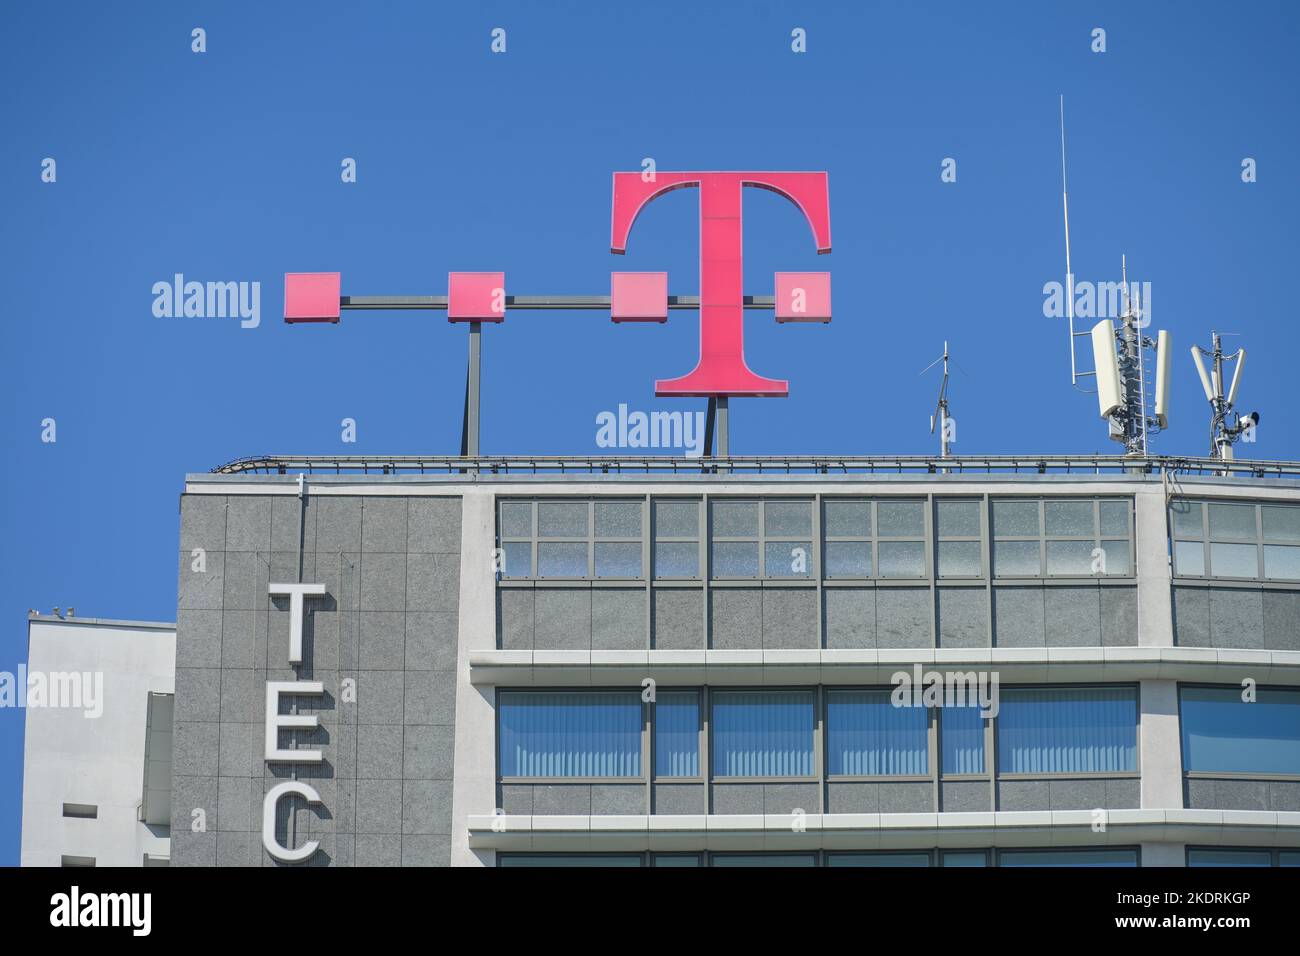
[
  {"xmin": 611, "ymin": 272, "xmax": 667, "ymax": 323},
  {"xmin": 774, "ymin": 272, "xmax": 831, "ymax": 323},
  {"xmin": 448, "ymin": 272, "xmax": 505, "ymax": 322},
  {"xmin": 284, "ymin": 272, "xmax": 341, "ymax": 324}
]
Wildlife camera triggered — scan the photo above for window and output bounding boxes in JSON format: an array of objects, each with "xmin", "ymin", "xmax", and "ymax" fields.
[
  {"xmin": 997, "ymin": 687, "xmax": 1138, "ymax": 774},
  {"xmin": 998, "ymin": 848, "xmax": 1138, "ymax": 867},
  {"xmin": 827, "ymin": 852, "xmax": 931, "ymax": 867},
  {"xmin": 936, "ymin": 499, "xmax": 982, "ymax": 578},
  {"xmin": 652, "ymin": 854, "xmax": 703, "ymax": 867},
  {"xmin": 712, "ymin": 690, "xmax": 815, "ymax": 778},
  {"xmin": 497, "ymin": 499, "xmax": 643, "ymax": 579},
  {"xmin": 941, "ymin": 703, "xmax": 986, "ymax": 775},
  {"xmin": 61, "ymin": 803, "xmax": 97, "ymax": 819},
  {"xmin": 822, "ymin": 498, "xmax": 926, "ymax": 579},
  {"xmin": 711, "ymin": 853, "xmax": 818, "ymax": 867},
  {"xmin": 1172, "ymin": 499, "xmax": 1300, "ymax": 581},
  {"xmin": 826, "ymin": 689, "xmax": 928, "ymax": 776},
  {"xmin": 941, "ymin": 851, "xmax": 988, "ymax": 867},
  {"xmin": 1186, "ymin": 848, "xmax": 1273, "ymax": 867},
  {"xmin": 498, "ymin": 691, "xmax": 642, "ymax": 778},
  {"xmin": 711, "ymin": 499, "xmax": 813, "ymax": 579},
  {"xmin": 653, "ymin": 692, "xmax": 700, "ymax": 778},
  {"xmin": 653, "ymin": 499, "xmax": 700, "ymax": 578},
  {"xmin": 1179, "ymin": 686, "xmax": 1300, "ymax": 775},
  {"xmin": 499, "ymin": 854, "xmax": 644, "ymax": 867},
  {"xmin": 992, "ymin": 498, "xmax": 1132, "ymax": 578},
  {"xmin": 60, "ymin": 856, "xmax": 96, "ymax": 867}
]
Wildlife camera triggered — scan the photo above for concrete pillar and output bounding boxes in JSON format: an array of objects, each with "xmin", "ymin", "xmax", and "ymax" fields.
[
  {"xmin": 449, "ymin": 489, "xmax": 498, "ymax": 867},
  {"xmin": 1140, "ymin": 679, "xmax": 1183, "ymax": 810},
  {"xmin": 1134, "ymin": 486, "xmax": 1175, "ymax": 647},
  {"xmin": 1140, "ymin": 842, "xmax": 1185, "ymax": 867}
]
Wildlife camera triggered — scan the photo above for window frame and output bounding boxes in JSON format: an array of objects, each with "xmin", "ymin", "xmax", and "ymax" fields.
[
  {"xmin": 823, "ymin": 686, "xmax": 933, "ymax": 782},
  {"xmin": 651, "ymin": 688, "xmax": 704, "ymax": 783},
  {"xmin": 495, "ymin": 687, "xmax": 649, "ymax": 784},
  {"xmin": 1171, "ymin": 498, "xmax": 1300, "ymax": 583},
  {"xmin": 496, "ymin": 497, "xmax": 647, "ymax": 582},
  {"xmin": 991, "ymin": 497, "xmax": 1135, "ymax": 580},
  {"xmin": 993, "ymin": 682, "xmax": 1142, "ymax": 780},
  {"xmin": 1178, "ymin": 682, "xmax": 1300, "ymax": 780},
  {"xmin": 709, "ymin": 685, "xmax": 820, "ymax": 783},
  {"xmin": 709, "ymin": 497, "xmax": 816, "ymax": 581}
]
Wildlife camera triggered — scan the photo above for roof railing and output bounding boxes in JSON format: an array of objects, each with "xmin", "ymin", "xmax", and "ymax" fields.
[{"xmin": 207, "ymin": 454, "xmax": 1300, "ymax": 479}]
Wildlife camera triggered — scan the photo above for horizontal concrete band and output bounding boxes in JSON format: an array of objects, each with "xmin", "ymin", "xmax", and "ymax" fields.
[
  {"xmin": 468, "ymin": 809, "xmax": 1300, "ymax": 852},
  {"xmin": 468, "ymin": 647, "xmax": 1300, "ymax": 686}
]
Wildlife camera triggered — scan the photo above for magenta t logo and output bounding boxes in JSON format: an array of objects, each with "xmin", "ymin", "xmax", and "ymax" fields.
[{"xmin": 611, "ymin": 171, "xmax": 831, "ymax": 397}]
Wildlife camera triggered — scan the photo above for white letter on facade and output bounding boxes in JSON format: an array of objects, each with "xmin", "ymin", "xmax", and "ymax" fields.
[
  {"xmin": 262, "ymin": 781, "xmax": 322, "ymax": 863},
  {"xmin": 267, "ymin": 582, "xmax": 327, "ymax": 664}
]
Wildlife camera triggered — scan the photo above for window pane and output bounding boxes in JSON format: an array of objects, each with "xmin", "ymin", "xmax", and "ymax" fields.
[
  {"xmin": 499, "ymin": 501, "xmax": 532, "ymax": 538},
  {"xmin": 936, "ymin": 500, "xmax": 981, "ymax": 537},
  {"xmin": 1280, "ymin": 852, "xmax": 1300, "ymax": 867},
  {"xmin": 537, "ymin": 542, "xmax": 587, "ymax": 577},
  {"xmin": 1099, "ymin": 539, "xmax": 1132, "ymax": 576},
  {"xmin": 652, "ymin": 854, "xmax": 702, "ymax": 867},
  {"xmin": 654, "ymin": 692, "xmax": 699, "ymax": 778},
  {"xmin": 1180, "ymin": 687, "xmax": 1300, "ymax": 774},
  {"xmin": 1209, "ymin": 502, "xmax": 1256, "ymax": 540},
  {"xmin": 501, "ymin": 541, "xmax": 531, "ymax": 577},
  {"xmin": 1174, "ymin": 540, "xmax": 1205, "ymax": 576},
  {"xmin": 655, "ymin": 542, "xmax": 698, "ymax": 578},
  {"xmin": 711, "ymin": 853, "xmax": 817, "ymax": 867},
  {"xmin": 711, "ymin": 500, "xmax": 758, "ymax": 537},
  {"xmin": 595, "ymin": 500, "xmax": 641, "ymax": 538},
  {"xmin": 654, "ymin": 500, "xmax": 699, "ymax": 538},
  {"xmin": 1186, "ymin": 849, "xmax": 1272, "ymax": 867},
  {"xmin": 993, "ymin": 500, "xmax": 1039, "ymax": 537},
  {"xmin": 824, "ymin": 500, "xmax": 870, "ymax": 537},
  {"xmin": 765, "ymin": 541, "xmax": 812, "ymax": 578},
  {"xmin": 538, "ymin": 501, "xmax": 587, "ymax": 537},
  {"xmin": 1263, "ymin": 505, "xmax": 1300, "ymax": 542},
  {"xmin": 941, "ymin": 704, "xmax": 985, "ymax": 774},
  {"xmin": 594, "ymin": 541, "xmax": 641, "ymax": 578},
  {"xmin": 827, "ymin": 853, "xmax": 930, "ymax": 867},
  {"xmin": 1099, "ymin": 500, "xmax": 1130, "ymax": 537},
  {"xmin": 997, "ymin": 687, "xmax": 1137, "ymax": 773},
  {"xmin": 1170, "ymin": 500, "xmax": 1204, "ymax": 539},
  {"xmin": 499, "ymin": 692, "xmax": 641, "ymax": 777},
  {"xmin": 500, "ymin": 854, "xmax": 643, "ymax": 867},
  {"xmin": 825, "ymin": 541, "xmax": 871, "ymax": 578},
  {"xmin": 878, "ymin": 541, "xmax": 924, "ymax": 577},
  {"xmin": 941, "ymin": 852, "xmax": 988, "ymax": 867},
  {"xmin": 1264, "ymin": 544, "xmax": 1300, "ymax": 580},
  {"xmin": 994, "ymin": 540, "xmax": 1040, "ymax": 577},
  {"xmin": 712, "ymin": 691, "xmax": 814, "ymax": 777},
  {"xmin": 1045, "ymin": 539, "xmax": 1095, "ymax": 576},
  {"xmin": 878, "ymin": 500, "xmax": 924, "ymax": 536},
  {"xmin": 764, "ymin": 500, "xmax": 811, "ymax": 536},
  {"xmin": 938, "ymin": 540, "xmax": 981, "ymax": 577},
  {"xmin": 1045, "ymin": 500, "xmax": 1093, "ymax": 537},
  {"xmin": 999, "ymin": 849, "xmax": 1137, "ymax": 868},
  {"xmin": 826, "ymin": 690, "xmax": 928, "ymax": 776},
  {"xmin": 1209, "ymin": 542, "xmax": 1258, "ymax": 578},
  {"xmin": 711, "ymin": 541, "xmax": 758, "ymax": 577}
]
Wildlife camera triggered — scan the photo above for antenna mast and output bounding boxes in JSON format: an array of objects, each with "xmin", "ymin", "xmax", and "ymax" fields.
[
  {"xmin": 923, "ymin": 341, "xmax": 952, "ymax": 458},
  {"xmin": 1060, "ymin": 96, "xmax": 1080, "ymax": 387},
  {"xmin": 1191, "ymin": 332, "xmax": 1257, "ymax": 460}
]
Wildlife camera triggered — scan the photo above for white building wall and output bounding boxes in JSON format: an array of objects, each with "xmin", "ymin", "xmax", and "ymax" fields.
[{"xmin": 20, "ymin": 615, "xmax": 176, "ymax": 867}]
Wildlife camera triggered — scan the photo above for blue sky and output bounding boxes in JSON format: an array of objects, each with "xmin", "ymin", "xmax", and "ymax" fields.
[{"xmin": 2, "ymin": 1, "xmax": 1297, "ymax": 864}]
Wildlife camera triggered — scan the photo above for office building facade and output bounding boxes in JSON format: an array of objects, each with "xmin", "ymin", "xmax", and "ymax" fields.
[{"xmin": 165, "ymin": 458, "xmax": 1300, "ymax": 866}]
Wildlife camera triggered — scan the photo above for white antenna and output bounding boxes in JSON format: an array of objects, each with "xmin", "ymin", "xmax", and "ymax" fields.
[
  {"xmin": 1192, "ymin": 332, "xmax": 1258, "ymax": 460},
  {"xmin": 1060, "ymin": 95, "xmax": 1080, "ymax": 387},
  {"xmin": 1054, "ymin": 101, "xmax": 1171, "ymax": 455},
  {"xmin": 922, "ymin": 342, "xmax": 952, "ymax": 457}
]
